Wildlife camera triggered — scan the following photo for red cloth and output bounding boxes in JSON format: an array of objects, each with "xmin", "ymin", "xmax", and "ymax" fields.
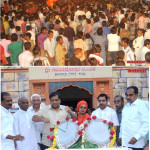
[
  {"xmin": 77, "ymin": 113, "xmax": 90, "ymax": 124},
  {"xmin": 89, "ymin": 53, "xmax": 104, "ymax": 66},
  {"xmin": 4, "ymin": 4, "xmax": 8, "ymax": 14},
  {"xmin": 77, "ymin": 100, "xmax": 88, "ymax": 112},
  {"xmin": 0, "ymin": 45, "xmax": 5, "ymax": 64}
]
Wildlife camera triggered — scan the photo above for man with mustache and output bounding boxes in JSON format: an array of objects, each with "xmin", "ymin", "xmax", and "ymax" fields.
[
  {"xmin": 91, "ymin": 93, "xmax": 119, "ymax": 131},
  {"xmin": 119, "ymin": 86, "xmax": 149, "ymax": 150},
  {"xmin": 114, "ymin": 95, "xmax": 124, "ymax": 146},
  {"xmin": 1, "ymin": 92, "xmax": 24, "ymax": 150}
]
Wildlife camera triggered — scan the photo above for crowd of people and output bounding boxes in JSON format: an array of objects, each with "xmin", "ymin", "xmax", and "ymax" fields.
[
  {"xmin": 0, "ymin": 0, "xmax": 150, "ymax": 66},
  {"xmin": 1, "ymin": 86, "xmax": 149, "ymax": 150}
]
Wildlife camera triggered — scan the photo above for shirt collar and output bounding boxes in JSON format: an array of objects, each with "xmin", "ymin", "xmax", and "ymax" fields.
[
  {"xmin": 99, "ymin": 106, "xmax": 108, "ymax": 111},
  {"xmin": 29, "ymin": 105, "xmax": 42, "ymax": 111},
  {"xmin": 1, "ymin": 105, "xmax": 10, "ymax": 113},
  {"xmin": 127, "ymin": 98, "xmax": 140, "ymax": 106},
  {"xmin": 124, "ymin": 46, "xmax": 130, "ymax": 53},
  {"xmin": 49, "ymin": 105, "xmax": 63, "ymax": 110}
]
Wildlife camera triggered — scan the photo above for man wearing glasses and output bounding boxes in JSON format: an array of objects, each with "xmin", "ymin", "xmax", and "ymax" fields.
[{"xmin": 119, "ymin": 86, "xmax": 149, "ymax": 150}]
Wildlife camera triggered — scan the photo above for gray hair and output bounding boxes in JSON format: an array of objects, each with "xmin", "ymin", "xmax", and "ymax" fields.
[
  {"xmin": 31, "ymin": 94, "xmax": 41, "ymax": 101},
  {"xmin": 18, "ymin": 96, "xmax": 28, "ymax": 103}
]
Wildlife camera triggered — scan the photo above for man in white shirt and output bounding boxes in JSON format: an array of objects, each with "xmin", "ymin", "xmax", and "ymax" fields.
[
  {"xmin": 1, "ymin": 92, "xmax": 24, "ymax": 150},
  {"xmin": 44, "ymin": 30, "xmax": 56, "ymax": 65},
  {"xmin": 133, "ymin": 29, "xmax": 144, "ymax": 60},
  {"xmin": 91, "ymin": 93, "xmax": 119, "ymax": 131},
  {"xmin": 107, "ymin": 26, "xmax": 121, "ymax": 65},
  {"xmin": 19, "ymin": 42, "xmax": 34, "ymax": 66},
  {"xmin": 74, "ymin": 31, "xmax": 88, "ymax": 65},
  {"xmin": 28, "ymin": 94, "xmax": 44, "ymax": 150},
  {"xmin": 118, "ymin": 10, "xmax": 125, "ymax": 23},
  {"xmin": 141, "ymin": 39, "xmax": 150, "ymax": 62},
  {"xmin": 26, "ymin": 26, "xmax": 36, "ymax": 44},
  {"xmin": 119, "ymin": 86, "xmax": 149, "ymax": 149},
  {"xmin": 13, "ymin": 97, "xmax": 39, "ymax": 150},
  {"xmin": 75, "ymin": 6, "xmax": 85, "ymax": 22},
  {"xmin": 144, "ymin": 23, "xmax": 150, "ymax": 40},
  {"xmin": 121, "ymin": 38, "xmax": 135, "ymax": 66}
]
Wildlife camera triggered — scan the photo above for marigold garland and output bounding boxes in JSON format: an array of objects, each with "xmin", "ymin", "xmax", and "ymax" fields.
[{"xmin": 109, "ymin": 127, "xmax": 116, "ymax": 148}]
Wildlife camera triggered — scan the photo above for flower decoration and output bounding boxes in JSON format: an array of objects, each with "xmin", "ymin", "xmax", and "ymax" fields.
[
  {"xmin": 77, "ymin": 121, "xmax": 81, "ymax": 125},
  {"xmin": 49, "ymin": 128, "xmax": 53, "ymax": 131},
  {"xmin": 72, "ymin": 118, "xmax": 77, "ymax": 122},
  {"xmin": 103, "ymin": 120, "xmax": 107, "ymax": 123},
  {"xmin": 110, "ymin": 130, "xmax": 115, "ymax": 135},
  {"xmin": 108, "ymin": 121, "xmax": 114, "ymax": 126},
  {"xmin": 84, "ymin": 123, "xmax": 88, "ymax": 127},
  {"xmin": 47, "ymin": 135, "xmax": 50, "ymax": 139},
  {"xmin": 109, "ymin": 127, "xmax": 116, "ymax": 148},
  {"xmin": 50, "ymin": 136, "xmax": 55, "ymax": 141},
  {"xmin": 87, "ymin": 117, "xmax": 91, "ymax": 120},
  {"xmin": 92, "ymin": 115, "xmax": 96, "ymax": 119},
  {"xmin": 66, "ymin": 117, "xmax": 70, "ymax": 120},
  {"xmin": 78, "ymin": 130, "xmax": 83, "ymax": 135},
  {"xmin": 56, "ymin": 121, "xmax": 60, "ymax": 125}
]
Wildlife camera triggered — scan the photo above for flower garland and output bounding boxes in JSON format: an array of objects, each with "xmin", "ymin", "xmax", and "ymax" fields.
[
  {"xmin": 109, "ymin": 127, "xmax": 116, "ymax": 148},
  {"xmin": 81, "ymin": 129, "xmax": 85, "ymax": 149},
  {"xmin": 77, "ymin": 116, "xmax": 116, "ymax": 148},
  {"xmin": 48, "ymin": 125, "xmax": 57, "ymax": 149}
]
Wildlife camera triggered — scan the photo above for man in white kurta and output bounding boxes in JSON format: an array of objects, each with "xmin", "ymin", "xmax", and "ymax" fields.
[
  {"xmin": 133, "ymin": 29, "xmax": 144, "ymax": 60},
  {"xmin": 13, "ymin": 97, "xmax": 39, "ymax": 150},
  {"xmin": 141, "ymin": 39, "xmax": 150, "ymax": 62},
  {"xmin": 28, "ymin": 94, "xmax": 44, "ymax": 150},
  {"xmin": 1, "ymin": 92, "xmax": 24, "ymax": 150},
  {"xmin": 119, "ymin": 86, "xmax": 149, "ymax": 149},
  {"xmin": 91, "ymin": 93, "xmax": 119, "ymax": 131}
]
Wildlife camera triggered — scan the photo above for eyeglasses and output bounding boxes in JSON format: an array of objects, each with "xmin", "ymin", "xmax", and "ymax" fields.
[{"xmin": 125, "ymin": 94, "xmax": 134, "ymax": 97}]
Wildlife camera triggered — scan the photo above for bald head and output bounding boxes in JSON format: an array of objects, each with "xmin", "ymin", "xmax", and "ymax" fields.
[{"xmin": 18, "ymin": 97, "xmax": 29, "ymax": 111}]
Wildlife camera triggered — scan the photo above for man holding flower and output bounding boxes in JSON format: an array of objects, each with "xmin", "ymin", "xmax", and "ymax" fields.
[{"xmin": 32, "ymin": 92, "xmax": 76, "ymax": 150}]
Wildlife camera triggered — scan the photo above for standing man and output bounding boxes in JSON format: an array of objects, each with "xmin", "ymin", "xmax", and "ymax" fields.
[
  {"xmin": 44, "ymin": 30, "xmax": 56, "ymax": 65},
  {"xmin": 64, "ymin": 21, "xmax": 75, "ymax": 60},
  {"xmin": 28, "ymin": 94, "xmax": 44, "ymax": 150},
  {"xmin": 32, "ymin": 92, "xmax": 76, "ymax": 150},
  {"xmin": 119, "ymin": 86, "xmax": 149, "ymax": 149},
  {"xmin": 1, "ymin": 92, "xmax": 24, "ymax": 150},
  {"xmin": 55, "ymin": 36, "xmax": 66, "ymax": 66},
  {"xmin": 91, "ymin": 93, "xmax": 119, "ymax": 131},
  {"xmin": 13, "ymin": 97, "xmax": 39, "ymax": 150},
  {"xmin": 19, "ymin": 42, "xmax": 34, "ymax": 66},
  {"xmin": 114, "ymin": 95, "xmax": 124, "ymax": 146}
]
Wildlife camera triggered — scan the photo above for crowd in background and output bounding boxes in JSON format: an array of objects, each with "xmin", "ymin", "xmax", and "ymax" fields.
[{"xmin": 0, "ymin": 0, "xmax": 150, "ymax": 66}]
